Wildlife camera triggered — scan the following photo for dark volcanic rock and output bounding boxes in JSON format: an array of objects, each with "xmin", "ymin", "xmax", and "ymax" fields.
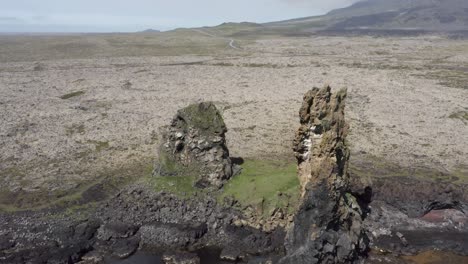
[
  {"xmin": 280, "ymin": 86, "xmax": 368, "ymax": 263},
  {"xmin": 163, "ymin": 252, "xmax": 200, "ymax": 264},
  {"xmin": 98, "ymin": 185, "xmax": 285, "ymax": 256},
  {"xmin": 154, "ymin": 102, "xmax": 234, "ymax": 188},
  {"xmin": 350, "ymin": 176, "xmax": 468, "ymax": 218},
  {"xmin": 0, "ymin": 184, "xmax": 285, "ymax": 263},
  {"xmin": 0, "ymin": 216, "xmax": 100, "ymax": 264}
]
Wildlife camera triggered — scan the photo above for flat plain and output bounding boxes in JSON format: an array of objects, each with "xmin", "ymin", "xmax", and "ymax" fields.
[{"xmin": 0, "ymin": 30, "xmax": 467, "ymax": 210}]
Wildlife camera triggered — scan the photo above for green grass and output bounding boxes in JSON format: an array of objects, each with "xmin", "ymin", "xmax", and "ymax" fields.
[
  {"xmin": 219, "ymin": 159, "xmax": 300, "ymax": 217},
  {"xmin": 60, "ymin": 90, "xmax": 85, "ymax": 99},
  {"xmin": 150, "ymin": 151, "xmax": 205, "ymax": 198},
  {"xmin": 150, "ymin": 175, "xmax": 199, "ymax": 198},
  {"xmin": 149, "ymin": 158, "xmax": 301, "ymax": 215}
]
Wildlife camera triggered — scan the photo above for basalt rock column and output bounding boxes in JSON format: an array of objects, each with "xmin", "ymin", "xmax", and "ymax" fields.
[
  {"xmin": 154, "ymin": 102, "xmax": 233, "ymax": 188},
  {"xmin": 280, "ymin": 86, "xmax": 368, "ymax": 263}
]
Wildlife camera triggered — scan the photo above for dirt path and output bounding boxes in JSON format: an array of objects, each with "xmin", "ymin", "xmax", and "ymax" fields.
[{"xmin": 192, "ymin": 29, "xmax": 241, "ymax": 50}]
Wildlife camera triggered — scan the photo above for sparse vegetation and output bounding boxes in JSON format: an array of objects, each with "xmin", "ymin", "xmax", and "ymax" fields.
[
  {"xmin": 151, "ymin": 175, "xmax": 199, "ymax": 198},
  {"xmin": 242, "ymin": 63, "xmax": 280, "ymax": 68},
  {"xmin": 60, "ymin": 90, "xmax": 85, "ymax": 99},
  {"xmin": 65, "ymin": 124, "xmax": 85, "ymax": 136},
  {"xmin": 350, "ymin": 154, "xmax": 468, "ymax": 184},
  {"xmin": 449, "ymin": 111, "xmax": 468, "ymax": 122},
  {"xmin": 414, "ymin": 69, "xmax": 468, "ymax": 90},
  {"xmin": 0, "ymin": 159, "xmax": 154, "ymax": 212},
  {"xmin": 0, "ymin": 27, "xmax": 467, "ymax": 220},
  {"xmin": 87, "ymin": 140, "xmax": 110, "ymax": 152}
]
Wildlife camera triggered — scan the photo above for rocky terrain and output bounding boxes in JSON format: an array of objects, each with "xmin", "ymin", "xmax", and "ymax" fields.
[
  {"xmin": 1, "ymin": 35, "xmax": 467, "ymax": 211},
  {"xmin": 1, "ymin": 84, "xmax": 467, "ymax": 263},
  {"xmin": 0, "ymin": 104, "xmax": 288, "ymax": 263},
  {"xmin": 0, "ymin": 23, "xmax": 468, "ymax": 263},
  {"xmin": 0, "ymin": 185, "xmax": 286, "ymax": 263}
]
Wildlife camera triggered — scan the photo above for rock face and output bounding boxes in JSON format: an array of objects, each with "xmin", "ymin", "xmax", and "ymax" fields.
[
  {"xmin": 155, "ymin": 102, "xmax": 233, "ymax": 188},
  {"xmin": 280, "ymin": 86, "xmax": 368, "ymax": 263}
]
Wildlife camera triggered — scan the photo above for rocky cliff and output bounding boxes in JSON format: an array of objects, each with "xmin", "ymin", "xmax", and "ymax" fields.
[
  {"xmin": 280, "ymin": 86, "xmax": 368, "ymax": 263},
  {"xmin": 154, "ymin": 102, "xmax": 234, "ymax": 188}
]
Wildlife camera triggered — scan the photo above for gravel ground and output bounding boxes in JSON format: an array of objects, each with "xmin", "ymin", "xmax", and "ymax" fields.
[{"xmin": 0, "ymin": 34, "xmax": 467, "ymax": 209}]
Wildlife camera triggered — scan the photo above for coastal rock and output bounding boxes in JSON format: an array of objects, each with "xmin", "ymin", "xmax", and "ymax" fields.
[
  {"xmin": 280, "ymin": 86, "xmax": 368, "ymax": 263},
  {"xmin": 163, "ymin": 252, "xmax": 200, "ymax": 264},
  {"xmin": 154, "ymin": 102, "xmax": 234, "ymax": 188}
]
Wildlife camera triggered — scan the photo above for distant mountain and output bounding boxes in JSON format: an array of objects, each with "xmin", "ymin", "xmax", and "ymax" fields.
[
  {"xmin": 267, "ymin": 0, "xmax": 468, "ymax": 34},
  {"xmin": 141, "ymin": 29, "xmax": 161, "ymax": 33},
  {"xmin": 183, "ymin": 0, "xmax": 468, "ymax": 37}
]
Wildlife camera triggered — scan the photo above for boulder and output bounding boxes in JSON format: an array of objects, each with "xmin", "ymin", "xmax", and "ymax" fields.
[
  {"xmin": 154, "ymin": 102, "xmax": 233, "ymax": 188},
  {"xmin": 280, "ymin": 86, "xmax": 368, "ymax": 263}
]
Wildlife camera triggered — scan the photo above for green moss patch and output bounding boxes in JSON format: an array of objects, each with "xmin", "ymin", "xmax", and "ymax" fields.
[
  {"xmin": 60, "ymin": 90, "xmax": 85, "ymax": 99},
  {"xmin": 219, "ymin": 159, "xmax": 300, "ymax": 217},
  {"xmin": 149, "ymin": 158, "xmax": 301, "ymax": 214},
  {"xmin": 150, "ymin": 175, "xmax": 199, "ymax": 198},
  {"xmin": 155, "ymin": 150, "xmax": 203, "ymax": 178},
  {"xmin": 151, "ymin": 150, "xmax": 206, "ymax": 198},
  {"xmin": 177, "ymin": 102, "xmax": 226, "ymax": 135}
]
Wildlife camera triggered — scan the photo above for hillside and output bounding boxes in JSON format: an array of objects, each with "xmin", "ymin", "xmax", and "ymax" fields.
[
  {"xmin": 326, "ymin": 0, "xmax": 468, "ymax": 31},
  {"xmin": 212, "ymin": 0, "xmax": 468, "ymax": 37}
]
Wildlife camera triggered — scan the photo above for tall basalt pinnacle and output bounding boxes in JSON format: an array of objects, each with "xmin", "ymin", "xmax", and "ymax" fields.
[
  {"xmin": 280, "ymin": 86, "xmax": 368, "ymax": 264},
  {"xmin": 294, "ymin": 85, "xmax": 349, "ymax": 195}
]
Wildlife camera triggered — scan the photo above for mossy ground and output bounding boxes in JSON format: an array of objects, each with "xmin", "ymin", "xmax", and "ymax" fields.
[
  {"xmin": 149, "ymin": 158, "xmax": 301, "ymax": 217},
  {"xmin": 219, "ymin": 159, "xmax": 300, "ymax": 217},
  {"xmin": 0, "ymin": 160, "xmax": 154, "ymax": 212},
  {"xmin": 149, "ymin": 150, "xmax": 205, "ymax": 198},
  {"xmin": 149, "ymin": 175, "xmax": 199, "ymax": 198}
]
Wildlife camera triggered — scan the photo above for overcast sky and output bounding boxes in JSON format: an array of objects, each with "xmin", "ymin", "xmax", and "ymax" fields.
[{"xmin": 0, "ymin": 0, "xmax": 359, "ymax": 32}]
